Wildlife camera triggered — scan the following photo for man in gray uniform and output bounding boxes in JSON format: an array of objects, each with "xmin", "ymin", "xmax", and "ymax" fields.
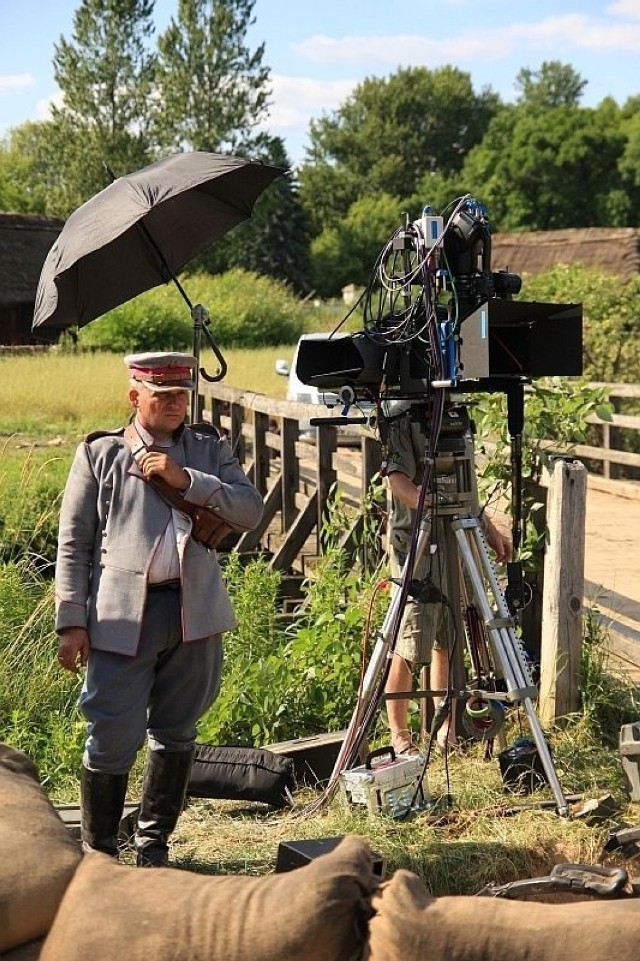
[
  {"xmin": 383, "ymin": 401, "xmax": 510, "ymax": 755},
  {"xmin": 55, "ymin": 351, "xmax": 263, "ymax": 866}
]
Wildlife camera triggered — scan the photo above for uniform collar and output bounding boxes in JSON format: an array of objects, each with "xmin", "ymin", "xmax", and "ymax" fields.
[{"xmin": 133, "ymin": 417, "xmax": 185, "ymax": 449}]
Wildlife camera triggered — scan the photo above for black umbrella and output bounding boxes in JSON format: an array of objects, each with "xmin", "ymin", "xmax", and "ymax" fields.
[{"xmin": 32, "ymin": 151, "xmax": 285, "ymax": 409}]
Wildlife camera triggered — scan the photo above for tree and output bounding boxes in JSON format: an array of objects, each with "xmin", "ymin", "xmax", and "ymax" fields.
[
  {"xmin": 617, "ymin": 97, "xmax": 640, "ymax": 222},
  {"xmin": 152, "ymin": 0, "xmax": 270, "ymax": 154},
  {"xmin": 194, "ymin": 137, "xmax": 313, "ymax": 293},
  {"xmin": 461, "ymin": 102, "xmax": 627, "ymax": 230},
  {"xmin": 515, "ymin": 61, "xmax": 588, "ymax": 110},
  {"xmin": 310, "ymin": 193, "xmax": 403, "ymax": 297},
  {"xmin": 0, "ymin": 124, "xmax": 55, "ymax": 214},
  {"xmin": 48, "ymin": 0, "xmax": 157, "ymax": 214},
  {"xmin": 299, "ymin": 66, "xmax": 501, "ymax": 234}
]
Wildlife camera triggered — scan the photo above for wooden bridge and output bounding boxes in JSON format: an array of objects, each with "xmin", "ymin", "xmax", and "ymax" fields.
[
  {"xmin": 194, "ymin": 380, "xmax": 640, "ymax": 717},
  {"xmin": 197, "ymin": 382, "xmax": 385, "ymax": 576}
]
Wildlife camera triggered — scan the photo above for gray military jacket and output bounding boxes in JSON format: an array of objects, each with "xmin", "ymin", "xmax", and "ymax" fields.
[{"xmin": 55, "ymin": 422, "xmax": 263, "ymax": 656}]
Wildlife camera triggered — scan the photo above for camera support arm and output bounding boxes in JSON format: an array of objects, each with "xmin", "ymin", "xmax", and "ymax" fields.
[{"xmin": 505, "ymin": 381, "xmax": 526, "ymax": 615}]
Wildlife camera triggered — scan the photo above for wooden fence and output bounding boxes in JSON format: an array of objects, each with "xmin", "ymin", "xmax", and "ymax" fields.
[
  {"xmin": 577, "ymin": 383, "xmax": 640, "ymax": 495},
  {"xmin": 196, "ymin": 382, "xmax": 383, "ymax": 576},
  {"xmin": 195, "ymin": 380, "xmax": 640, "ymax": 572},
  {"xmin": 196, "ymin": 382, "xmax": 640, "ymax": 561}
]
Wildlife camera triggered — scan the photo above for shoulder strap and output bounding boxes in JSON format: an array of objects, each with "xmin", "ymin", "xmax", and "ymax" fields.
[
  {"xmin": 85, "ymin": 427, "xmax": 125, "ymax": 443},
  {"xmin": 123, "ymin": 424, "xmax": 198, "ymax": 520},
  {"xmin": 186, "ymin": 421, "xmax": 221, "ymax": 439}
]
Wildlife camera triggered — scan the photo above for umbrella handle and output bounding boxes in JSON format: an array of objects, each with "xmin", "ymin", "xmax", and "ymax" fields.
[
  {"xmin": 200, "ymin": 333, "xmax": 228, "ymax": 382},
  {"xmin": 192, "ymin": 304, "xmax": 228, "ymax": 384}
]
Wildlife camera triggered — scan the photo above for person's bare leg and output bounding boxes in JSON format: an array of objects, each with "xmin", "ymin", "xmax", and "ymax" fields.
[
  {"xmin": 385, "ymin": 655, "xmax": 416, "ymax": 754},
  {"xmin": 431, "ymin": 647, "xmax": 458, "ymax": 748}
]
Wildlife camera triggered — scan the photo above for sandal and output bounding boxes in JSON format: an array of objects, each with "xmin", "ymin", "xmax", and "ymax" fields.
[{"xmin": 391, "ymin": 730, "xmax": 419, "ymax": 756}]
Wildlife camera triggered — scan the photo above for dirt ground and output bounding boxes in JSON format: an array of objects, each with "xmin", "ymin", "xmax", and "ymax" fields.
[{"xmin": 583, "ymin": 482, "xmax": 640, "ymax": 681}]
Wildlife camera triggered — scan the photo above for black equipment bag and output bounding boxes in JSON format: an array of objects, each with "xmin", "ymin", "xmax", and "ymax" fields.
[{"xmin": 187, "ymin": 744, "xmax": 295, "ymax": 808}]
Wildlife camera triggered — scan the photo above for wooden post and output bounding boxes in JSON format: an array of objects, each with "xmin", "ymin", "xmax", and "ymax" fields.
[
  {"xmin": 539, "ymin": 459, "xmax": 587, "ymax": 726},
  {"xmin": 280, "ymin": 418, "xmax": 299, "ymax": 532}
]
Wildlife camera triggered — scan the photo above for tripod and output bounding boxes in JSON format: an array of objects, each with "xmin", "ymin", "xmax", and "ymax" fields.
[{"xmin": 317, "ymin": 428, "xmax": 570, "ymax": 819}]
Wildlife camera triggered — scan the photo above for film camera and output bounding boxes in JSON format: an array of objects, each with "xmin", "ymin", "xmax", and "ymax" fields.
[{"xmin": 296, "ymin": 196, "xmax": 582, "ymax": 403}]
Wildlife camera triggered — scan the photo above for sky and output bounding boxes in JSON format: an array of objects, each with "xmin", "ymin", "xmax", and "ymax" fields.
[{"xmin": 1, "ymin": 0, "xmax": 640, "ymax": 166}]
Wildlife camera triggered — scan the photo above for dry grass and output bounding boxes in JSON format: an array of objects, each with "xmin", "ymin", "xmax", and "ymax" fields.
[
  {"xmin": 117, "ymin": 722, "xmax": 636, "ymax": 894},
  {"xmin": 0, "ymin": 346, "xmax": 292, "ymax": 440}
]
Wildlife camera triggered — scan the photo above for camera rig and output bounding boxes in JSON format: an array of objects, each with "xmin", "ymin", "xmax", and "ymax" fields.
[
  {"xmin": 296, "ymin": 197, "xmax": 583, "ymax": 819},
  {"xmin": 298, "ymin": 195, "xmax": 582, "ymax": 400},
  {"xmin": 299, "ymin": 194, "xmax": 583, "ymax": 596}
]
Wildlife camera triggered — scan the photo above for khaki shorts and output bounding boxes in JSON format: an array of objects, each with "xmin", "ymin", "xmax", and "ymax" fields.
[{"xmin": 390, "ymin": 537, "xmax": 452, "ymax": 664}]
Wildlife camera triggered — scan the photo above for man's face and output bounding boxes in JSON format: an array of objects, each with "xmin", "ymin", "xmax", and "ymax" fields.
[{"xmin": 130, "ymin": 385, "xmax": 189, "ymax": 437}]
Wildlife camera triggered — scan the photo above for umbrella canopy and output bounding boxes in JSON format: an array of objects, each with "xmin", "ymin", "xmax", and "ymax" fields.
[{"xmin": 32, "ymin": 151, "xmax": 284, "ymax": 330}]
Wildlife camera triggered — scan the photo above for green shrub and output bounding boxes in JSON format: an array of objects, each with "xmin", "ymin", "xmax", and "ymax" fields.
[
  {"xmin": 0, "ymin": 564, "xmax": 85, "ymax": 795},
  {"xmin": 0, "ymin": 449, "xmax": 70, "ymax": 571},
  {"xmin": 76, "ymin": 269, "xmax": 307, "ymax": 353},
  {"xmin": 77, "ymin": 290, "xmax": 192, "ymax": 353},
  {"xmin": 196, "ymin": 487, "xmax": 387, "ymax": 747},
  {"xmin": 185, "ymin": 269, "xmax": 307, "ymax": 347}
]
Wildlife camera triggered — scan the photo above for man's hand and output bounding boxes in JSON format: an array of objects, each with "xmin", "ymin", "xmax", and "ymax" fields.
[
  {"xmin": 140, "ymin": 451, "xmax": 189, "ymax": 490},
  {"xmin": 483, "ymin": 515, "xmax": 512, "ymax": 564},
  {"xmin": 57, "ymin": 628, "xmax": 90, "ymax": 673}
]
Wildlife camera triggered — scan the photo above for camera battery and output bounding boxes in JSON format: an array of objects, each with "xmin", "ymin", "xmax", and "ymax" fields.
[{"xmin": 339, "ymin": 751, "xmax": 429, "ymax": 818}]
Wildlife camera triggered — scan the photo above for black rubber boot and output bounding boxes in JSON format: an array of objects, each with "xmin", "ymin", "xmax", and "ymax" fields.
[
  {"xmin": 135, "ymin": 749, "xmax": 193, "ymax": 868},
  {"xmin": 80, "ymin": 765, "xmax": 129, "ymax": 857}
]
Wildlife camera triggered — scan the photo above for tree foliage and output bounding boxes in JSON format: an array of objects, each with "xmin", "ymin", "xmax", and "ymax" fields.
[
  {"xmin": 48, "ymin": 0, "xmax": 157, "ymax": 214},
  {"xmin": 515, "ymin": 61, "xmax": 588, "ymax": 109},
  {"xmin": 152, "ymin": 0, "xmax": 270, "ymax": 155},
  {"xmin": 461, "ymin": 101, "xmax": 629, "ymax": 230},
  {"xmin": 193, "ymin": 137, "xmax": 313, "ymax": 293},
  {"xmin": 310, "ymin": 193, "xmax": 403, "ymax": 297},
  {"xmin": 299, "ymin": 66, "xmax": 501, "ymax": 234}
]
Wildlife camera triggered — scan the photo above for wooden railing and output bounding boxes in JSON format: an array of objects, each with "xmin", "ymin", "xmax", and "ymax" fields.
[
  {"xmin": 196, "ymin": 382, "xmax": 383, "ymax": 574},
  {"xmin": 576, "ymin": 383, "xmax": 640, "ymax": 496},
  {"xmin": 195, "ymin": 379, "xmax": 640, "ymax": 573}
]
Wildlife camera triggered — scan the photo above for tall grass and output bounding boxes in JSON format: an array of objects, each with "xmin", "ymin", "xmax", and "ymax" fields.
[
  {"xmin": 0, "ymin": 564, "xmax": 85, "ymax": 795},
  {"xmin": 0, "ymin": 347, "xmax": 293, "ymax": 439}
]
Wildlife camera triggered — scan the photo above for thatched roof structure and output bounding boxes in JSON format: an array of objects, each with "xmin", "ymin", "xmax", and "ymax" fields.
[
  {"xmin": 491, "ymin": 227, "xmax": 640, "ymax": 282},
  {"xmin": 0, "ymin": 212, "xmax": 63, "ymax": 306}
]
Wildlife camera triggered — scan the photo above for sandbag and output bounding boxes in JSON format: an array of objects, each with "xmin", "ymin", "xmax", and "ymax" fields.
[
  {"xmin": 0, "ymin": 743, "xmax": 81, "ymax": 954},
  {"xmin": 41, "ymin": 834, "xmax": 374, "ymax": 961},
  {"xmin": 0, "ymin": 938, "xmax": 45, "ymax": 959},
  {"xmin": 187, "ymin": 744, "xmax": 295, "ymax": 807},
  {"xmin": 366, "ymin": 868, "xmax": 640, "ymax": 961}
]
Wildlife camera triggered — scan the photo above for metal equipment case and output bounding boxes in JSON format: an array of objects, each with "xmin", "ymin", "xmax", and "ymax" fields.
[{"xmin": 339, "ymin": 749, "xmax": 428, "ymax": 818}]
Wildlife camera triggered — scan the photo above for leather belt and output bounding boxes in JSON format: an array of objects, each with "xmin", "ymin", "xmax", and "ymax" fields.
[{"xmin": 148, "ymin": 579, "xmax": 181, "ymax": 592}]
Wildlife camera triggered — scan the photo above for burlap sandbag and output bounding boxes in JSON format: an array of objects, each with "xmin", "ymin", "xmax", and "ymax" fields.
[
  {"xmin": 0, "ymin": 743, "xmax": 81, "ymax": 954},
  {"xmin": 366, "ymin": 868, "xmax": 640, "ymax": 961},
  {"xmin": 41, "ymin": 834, "xmax": 374, "ymax": 961},
  {"xmin": 0, "ymin": 938, "xmax": 45, "ymax": 959}
]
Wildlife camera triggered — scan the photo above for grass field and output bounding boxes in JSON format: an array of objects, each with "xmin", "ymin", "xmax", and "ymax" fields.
[{"xmin": 0, "ymin": 346, "xmax": 292, "ymax": 441}]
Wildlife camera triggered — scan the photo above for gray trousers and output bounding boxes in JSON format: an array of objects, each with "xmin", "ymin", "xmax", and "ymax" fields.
[{"xmin": 80, "ymin": 588, "xmax": 223, "ymax": 773}]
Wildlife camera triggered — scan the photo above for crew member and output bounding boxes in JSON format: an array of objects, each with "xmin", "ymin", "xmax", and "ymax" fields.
[{"xmin": 383, "ymin": 401, "xmax": 511, "ymax": 755}]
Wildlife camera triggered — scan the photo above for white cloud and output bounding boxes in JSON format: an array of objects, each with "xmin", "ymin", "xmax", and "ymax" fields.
[
  {"xmin": 608, "ymin": 0, "xmax": 640, "ymax": 19},
  {"xmin": 294, "ymin": 13, "xmax": 640, "ymax": 68},
  {"xmin": 263, "ymin": 74, "xmax": 358, "ymax": 131},
  {"xmin": 0, "ymin": 74, "xmax": 35, "ymax": 94},
  {"xmin": 35, "ymin": 91, "xmax": 64, "ymax": 120}
]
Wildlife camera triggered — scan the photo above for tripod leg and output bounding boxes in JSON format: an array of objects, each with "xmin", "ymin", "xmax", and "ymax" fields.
[
  {"xmin": 452, "ymin": 516, "xmax": 569, "ymax": 817},
  {"xmin": 327, "ymin": 522, "xmax": 434, "ymax": 782}
]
